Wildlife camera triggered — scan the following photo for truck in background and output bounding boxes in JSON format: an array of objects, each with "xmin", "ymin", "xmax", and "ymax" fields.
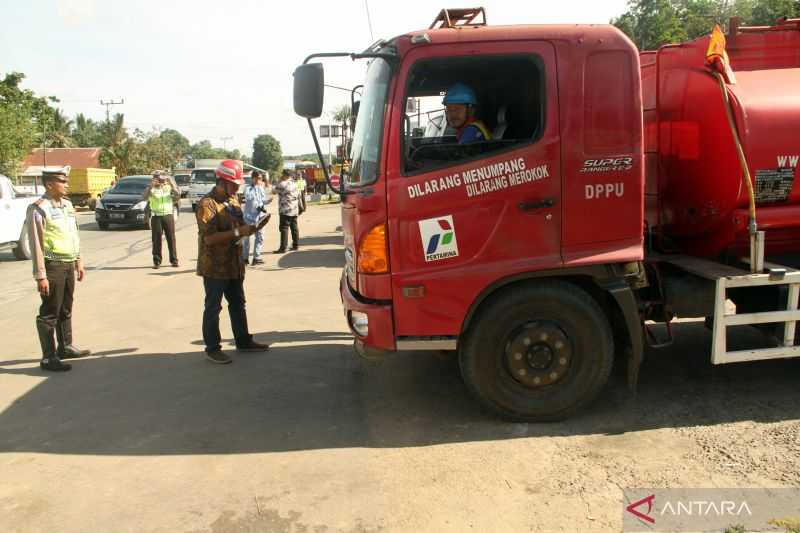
[
  {"xmin": 189, "ymin": 160, "xmax": 243, "ymax": 211},
  {"xmin": 293, "ymin": 8, "xmax": 800, "ymax": 421}
]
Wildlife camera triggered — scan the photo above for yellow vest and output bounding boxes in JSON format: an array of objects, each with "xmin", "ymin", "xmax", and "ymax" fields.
[
  {"xmin": 41, "ymin": 199, "xmax": 80, "ymax": 261},
  {"xmin": 149, "ymin": 187, "xmax": 173, "ymax": 216}
]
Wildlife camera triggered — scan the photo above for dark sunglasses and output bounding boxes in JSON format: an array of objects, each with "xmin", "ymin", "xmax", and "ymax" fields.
[{"xmin": 53, "ymin": 178, "xmax": 69, "ymax": 184}]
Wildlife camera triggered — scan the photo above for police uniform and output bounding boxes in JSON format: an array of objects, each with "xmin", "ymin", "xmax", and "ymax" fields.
[{"xmin": 28, "ymin": 166, "xmax": 90, "ymax": 371}]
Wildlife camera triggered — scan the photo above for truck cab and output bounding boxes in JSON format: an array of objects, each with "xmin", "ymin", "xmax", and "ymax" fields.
[{"xmin": 294, "ymin": 9, "xmax": 800, "ymax": 421}]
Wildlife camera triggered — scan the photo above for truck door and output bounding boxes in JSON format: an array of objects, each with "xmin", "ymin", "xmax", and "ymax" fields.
[{"xmin": 385, "ymin": 41, "xmax": 562, "ymax": 338}]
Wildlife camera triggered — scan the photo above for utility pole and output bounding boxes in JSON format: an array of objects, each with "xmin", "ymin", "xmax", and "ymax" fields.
[
  {"xmin": 220, "ymin": 136, "xmax": 233, "ymax": 152},
  {"xmin": 100, "ymin": 98, "xmax": 124, "ymax": 123}
]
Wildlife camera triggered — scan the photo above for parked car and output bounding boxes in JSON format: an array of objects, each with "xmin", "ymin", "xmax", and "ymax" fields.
[
  {"xmin": 174, "ymin": 173, "xmax": 191, "ymax": 198},
  {"xmin": 0, "ymin": 175, "xmax": 38, "ymax": 259},
  {"xmin": 94, "ymin": 175, "xmax": 179, "ymax": 230}
]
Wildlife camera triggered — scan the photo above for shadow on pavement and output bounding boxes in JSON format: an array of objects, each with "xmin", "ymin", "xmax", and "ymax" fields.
[
  {"xmin": 0, "ymin": 323, "xmax": 799, "ymax": 455},
  {"xmin": 277, "ymin": 249, "xmax": 344, "ymax": 269},
  {"xmin": 149, "ymin": 268, "xmax": 195, "ymax": 276},
  {"xmin": 189, "ymin": 330, "xmax": 353, "ymax": 346},
  {"xmin": 298, "ymin": 235, "xmax": 343, "ymax": 247}
]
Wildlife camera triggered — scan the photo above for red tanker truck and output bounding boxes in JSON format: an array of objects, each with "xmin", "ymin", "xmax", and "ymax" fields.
[{"xmin": 293, "ymin": 8, "xmax": 800, "ymax": 421}]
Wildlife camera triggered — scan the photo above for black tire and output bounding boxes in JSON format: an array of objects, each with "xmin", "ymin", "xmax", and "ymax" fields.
[
  {"xmin": 13, "ymin": 222, "xmax": 32, "ymax": 260},
  {"xmin": 459, "ymin": 280, "xmax": 614, "ymax": 422},
  {"xmin": 98, "ymin": 221, "xmax": 109, "ymax": 230}
]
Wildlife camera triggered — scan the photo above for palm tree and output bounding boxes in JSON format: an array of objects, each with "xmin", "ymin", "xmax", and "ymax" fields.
[
  {"xmin": 72, "ymin": 113, "xmax": 100, "ymax": 147},
  {"xmin": 47, "ymin": 108, "xmax": 74, "ymax": 148}
]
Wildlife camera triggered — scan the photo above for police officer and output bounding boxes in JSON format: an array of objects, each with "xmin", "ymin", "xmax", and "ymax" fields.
[
  {"xmin": 27, "ymin": 166, "xmax": 90, "ymax": 372},
  {"xmin": 294, "ymin": 171, "xmax": 307, "ymax": 214},
  {"xmin": 143, "ymin": 170, "xmax": 180, "ymax": 269}
]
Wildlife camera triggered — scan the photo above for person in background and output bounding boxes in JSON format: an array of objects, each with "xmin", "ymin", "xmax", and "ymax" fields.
[
  {"xmin": 443, "ymin": 82, "xmax": 492, "ymax": 144},
  {"xmin": 27, "ymin": 165, "xmax": 91, "ymax": 372},
  {"xmin": 273, "ymin": 169, "xmax": 300, "ymax": 254},
  {"xmin": 241, "ymin": 170, "xmax": 271, "ymax": 265},
  {"xmin": 195, "ymin": 160, "xmax": 270, "ymax": 364},
  {"xmin": 142, "ymin": 170, "xmax": 180, "ymax": 269},
  {"xmin": 294, "ymin": 171, "xmax": 307, "ymax": 214}
]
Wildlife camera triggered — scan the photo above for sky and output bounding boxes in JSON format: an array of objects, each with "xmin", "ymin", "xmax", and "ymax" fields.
[{"xmin": 1, "ymin": 0, "xmax": 629, "ymax": 156}]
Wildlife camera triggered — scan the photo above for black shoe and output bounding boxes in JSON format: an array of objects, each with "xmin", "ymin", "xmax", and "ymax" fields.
[
  {"xmin": 152, "ymin": 263, "xmax": 160, "ymax": 270},
  {"xmin": 205, "ymin": 350, "xmax": 232, "ymax": 364},
  {"xmin": 252, "ymin": 258, "xmax": 264, "ymax": 265},
  {"xmin": 40, "ymin": 357, "xmax": 72, "ymax": 372},
  {"xmin": 59, "ymin": 345, "xmax": 91, "ymax": 359},
  {"xmin": 236, "ymin": 341, "xmax": 270, "ymax": 352},
  {"xmin": 273, "ymin": 249, "xmax": 286, "ymax": 254},
  {"xmin": 170, "ymin": 261, "xmax": 179, "ymax": 268},
  {"xmin": 290, "ymin": 245, "xmax": 299, "ymax": 251}
]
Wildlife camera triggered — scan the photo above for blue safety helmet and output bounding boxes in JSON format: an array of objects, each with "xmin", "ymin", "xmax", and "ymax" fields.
[{"xmin": 442, "ymin": 83, "xmax": 477, "ymax": 106}]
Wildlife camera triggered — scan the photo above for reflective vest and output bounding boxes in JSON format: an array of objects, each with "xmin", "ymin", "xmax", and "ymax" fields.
[
  {"xmin": 295, "ymin": 178, "xmax": 306, "ymax": 191},
  {"xmin": 149, "ymin": 186, "xmax": 173, "ymax": 216},
  {"xmin": 41, "ymin": 200, "xmax": 80, "ymax": 261}
]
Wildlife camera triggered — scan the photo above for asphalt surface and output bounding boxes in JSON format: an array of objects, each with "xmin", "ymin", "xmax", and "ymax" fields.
[{"xmin": 1, "ymin": 201, "xmax": 799, "ymax": 533}]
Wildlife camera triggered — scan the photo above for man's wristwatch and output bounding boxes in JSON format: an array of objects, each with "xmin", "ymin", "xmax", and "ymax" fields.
[{"xmin": 233, "ymin": 227, "xmax": 240, "ymax": 238}]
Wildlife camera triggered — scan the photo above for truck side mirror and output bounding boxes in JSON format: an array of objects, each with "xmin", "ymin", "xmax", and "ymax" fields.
[
  {"xmin": 293, "ymin": 63, "xmax": 324, "ymax": 119},
  {"xmin": 351, "ymin": 100, "xmax": 360, "ymax": 132}
]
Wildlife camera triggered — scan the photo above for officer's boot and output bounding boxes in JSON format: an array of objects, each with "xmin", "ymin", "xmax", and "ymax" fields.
[
  {"xmin": 57, "ymin": 319, "xmax": 91, "ymax": 359},
  {"xmin": 38, "ymin": 319, "xmax": 71, "ymax": 372}
]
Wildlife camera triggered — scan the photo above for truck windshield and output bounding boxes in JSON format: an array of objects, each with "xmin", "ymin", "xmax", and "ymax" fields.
[
  {"xmin": 192, "ymin": 170, "xmax": 216, "ymax": 184},
  {"xmin": 348, "ymin": 58, "xmax": 391, "ymax": 187}
]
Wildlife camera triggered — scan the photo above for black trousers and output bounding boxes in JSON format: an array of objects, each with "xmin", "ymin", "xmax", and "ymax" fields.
[
  {"xmin": 202, "ymin": 277, "xmax": 252, "ymax": 353},
  {"xmin": 151, "ymin": 214, "xmax": 177, "ymax": 265},
  {"xmin": 36, "ymin": 260, "xmax": 75, "ymax": 359},
  {"xmin": 278, "ymin": 214, "xmax": 299, "ymax": 250}
]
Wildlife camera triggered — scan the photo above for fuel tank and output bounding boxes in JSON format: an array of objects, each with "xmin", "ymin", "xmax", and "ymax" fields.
[{"xmin": 643, "ymin": 20, "xmax": 800, "ymax": 258}]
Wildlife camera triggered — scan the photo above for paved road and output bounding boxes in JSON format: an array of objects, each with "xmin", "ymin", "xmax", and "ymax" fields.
[{"xmin": 1, "ymin": 201, "xmax": 798, "ymax": 532}]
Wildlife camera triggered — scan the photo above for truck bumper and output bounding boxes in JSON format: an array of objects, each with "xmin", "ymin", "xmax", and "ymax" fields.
[{"xmin": 340, "ymin": 273, "xmax": 395, "ymax": 352}]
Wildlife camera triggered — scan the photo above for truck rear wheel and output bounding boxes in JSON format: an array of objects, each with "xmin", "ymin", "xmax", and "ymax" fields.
[
  {"xmin": 13, "ymin": 222, "xmax": 32, "ymax": 260},
  {"xmin": 459, "ymin": 280, "xmax": 614, "ymax": 422}
]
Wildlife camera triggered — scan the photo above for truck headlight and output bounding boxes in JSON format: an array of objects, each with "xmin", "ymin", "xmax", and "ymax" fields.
[
  {"xmin": 349, "ymin": 311, "xmax": 369, "ymax": 337},
  {"xmin": 133, "ymin": 200, "xmax": 147, "ymax": 210}
]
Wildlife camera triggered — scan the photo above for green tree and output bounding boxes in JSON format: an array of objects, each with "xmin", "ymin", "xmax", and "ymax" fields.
[
  {"xmin": 99, "ymin": 113, "xmax": 133, "ymax": 175},
  {"xmin": 189, "ymin": 140, "xmax": 228, "ymax": 160},
  {"xmin": 0, "ymin": 72, "xmax": 56, "ymax": 176},
  {"xmin": 45, "ymin": 108, "xmax": 74, "ymax": 148},
  {"xmin": 72, "ymin": 113, "xmax": 101, "ymax": 147},
  {"xmin": 251, "ymin": 134, "xmax": 282, "ymax": 176},
  {"xmin": 612, "ymin": 0, "xmax": 798, "ymax": 50}
]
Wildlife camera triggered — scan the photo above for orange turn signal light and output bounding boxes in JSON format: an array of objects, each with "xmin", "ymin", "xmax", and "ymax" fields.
[{"xmin": 358, "ymin": 224, "xmax": 389, "ymax": 274}]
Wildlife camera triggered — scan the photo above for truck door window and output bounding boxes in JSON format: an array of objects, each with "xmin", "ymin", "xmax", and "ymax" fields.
[
  {"xmin": 402, "ymin": 54, "xmax": 545, "ymax": 175},
  {"xmin": 348, "ymin": 58, "xmax": 392, "ymax": 187}
]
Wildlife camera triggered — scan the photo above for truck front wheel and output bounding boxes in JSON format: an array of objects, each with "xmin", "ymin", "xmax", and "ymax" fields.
[{"xmin": 459, "ymin": 281, "xmax": 614, "ymax": 422}]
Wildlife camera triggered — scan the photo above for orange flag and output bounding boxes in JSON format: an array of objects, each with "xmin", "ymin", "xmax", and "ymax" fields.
[{"xmin": 706, "ymin": 24, "xmax": 737, "ymax": 84}]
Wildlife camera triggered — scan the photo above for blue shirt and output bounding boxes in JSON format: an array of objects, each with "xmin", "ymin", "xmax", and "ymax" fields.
[
  {"xmin": 242, "ymin": 184, "xmax": 269, "ymax": 224},
  {"xmin": 458, "ymin": 123, "xmax": 488, "ymax": 144}
]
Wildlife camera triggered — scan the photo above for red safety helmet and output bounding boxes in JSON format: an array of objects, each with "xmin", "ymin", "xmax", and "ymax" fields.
[{"xmin": 215, "ymin": 160, "xmax": 244, "ymax": 185}]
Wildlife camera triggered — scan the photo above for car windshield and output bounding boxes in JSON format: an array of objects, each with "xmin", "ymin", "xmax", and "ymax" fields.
[
  {"xmin": 174, "ymin": 174, "xmax": 190, "ymax": 185},
  {"xmin": 112, "ymin": 180, "xmax": 149, "ymax": 194},
  {"xmin": 192, "ymin": 169, "xmax": 216, "ymax": 184},
  {"xmin": 348, "ymin": 58, "xmax": 391, "ymax": 187}
]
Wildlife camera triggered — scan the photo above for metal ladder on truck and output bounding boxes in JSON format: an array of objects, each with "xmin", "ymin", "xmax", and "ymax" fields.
[{"xmin": 667, "ymin": 256, "xmax": 800, "ymax": 364}]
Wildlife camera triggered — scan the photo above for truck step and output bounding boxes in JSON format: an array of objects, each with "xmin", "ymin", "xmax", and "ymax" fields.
[{"xmin": 664, "ymin": 255, "xmax": 800, "ymax": 364}]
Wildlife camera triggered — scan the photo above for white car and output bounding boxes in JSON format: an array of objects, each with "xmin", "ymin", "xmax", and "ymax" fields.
[{"xmin": 0, "ymin": 175, "xmax": 39, "ymax": 259}]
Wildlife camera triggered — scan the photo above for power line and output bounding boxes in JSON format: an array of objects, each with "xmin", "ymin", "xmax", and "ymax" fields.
[
  {"xmin": 220, "ymin": 136, "xmax": 233, "ymax": 150},
  {"xmin": 364, "ymin": 0, "xmax": 375, "ymax": 42},
  {"xmin": 100, "ymin": 98, "xmax": 124, "ymax": 123}
]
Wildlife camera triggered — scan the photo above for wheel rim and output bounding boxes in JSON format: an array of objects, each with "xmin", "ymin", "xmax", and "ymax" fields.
[{"xmin": 503, "ymin": 321, "xmax": 573, "ymax": 389}]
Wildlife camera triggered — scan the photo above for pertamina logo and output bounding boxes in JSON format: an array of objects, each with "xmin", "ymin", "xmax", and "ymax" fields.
[{"xmin": 418, "ymin": 215, "xmax": 459, "ymax": 262}]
